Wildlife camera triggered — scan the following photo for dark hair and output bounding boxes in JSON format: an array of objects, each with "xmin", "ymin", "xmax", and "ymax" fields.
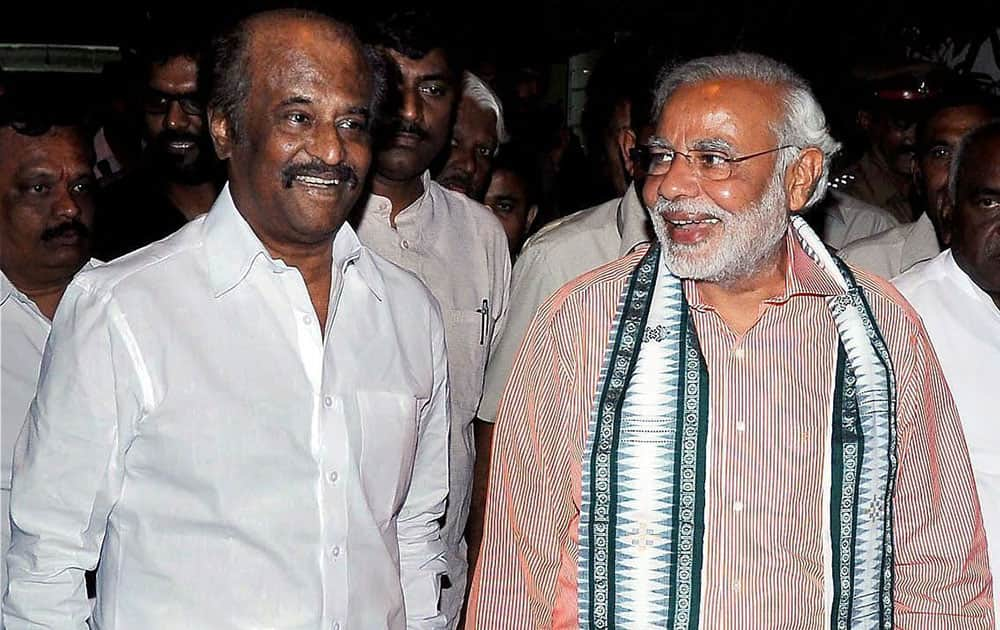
[
  {"xmin": 917, "ymin": 76, "xmax": 1000, "ymax": 151},
  {"xmin": 206, "ymin": 9, "xmax": 389, "ymax": 142},
  {"xmin": 0, "ymin": 77, "xmax": 92, "ymax": 138},
  {"xmin": 369, "ymin": 9, "xmax": 461, "ymax": 76},
  {"xmin": 491, "ymin": 142, "xmax": 542, "ymax": 209}
]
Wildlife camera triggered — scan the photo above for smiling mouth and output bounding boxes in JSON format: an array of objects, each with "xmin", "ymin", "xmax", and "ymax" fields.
[
  {"xmin": 293, "ymin": 174, "xmax": 352, "ymax": 189},
  {"xmin": 667, "ymin": 217, "xmax": 721, "ymax": 227},
  {"xmin": 166, "ymin": 140, "xmax": 196, "ymax": 151}
]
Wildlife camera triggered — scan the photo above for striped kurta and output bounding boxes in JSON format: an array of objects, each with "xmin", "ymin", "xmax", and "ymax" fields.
[{"xmin": 466, "ymin": 236, "xmax": 994, "ymax": 629}]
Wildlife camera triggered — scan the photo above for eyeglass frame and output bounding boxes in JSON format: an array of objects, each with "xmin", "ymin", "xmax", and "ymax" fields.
[
  {"xmin": 632, "ymin": 143, "xmax": 798, "ymax": 181},
  {"xmin": 142, "ymin": 88, "xmax": 205, "ymax": 117}
]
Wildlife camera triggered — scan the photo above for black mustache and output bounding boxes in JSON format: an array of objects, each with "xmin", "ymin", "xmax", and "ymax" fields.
[
  {"xmin": 393, "ymin": 121, "xmax": 429, "ymax": 139},
  {"xmin": 281, "ymin": 161, "xmax": 359, "ymax": 189},
  {"xmin": 41, "ymin": 220, "xmax": 90, "ymax": 241}
]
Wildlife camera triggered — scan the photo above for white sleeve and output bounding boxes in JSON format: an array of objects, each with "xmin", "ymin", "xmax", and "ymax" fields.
[
  {"xmin": 3, "ymin": 281, "xmax": 142, "ymax": 629},
  {"xmin": 397, "ymin": 299, "xmax": 450, "ymax": 629}
]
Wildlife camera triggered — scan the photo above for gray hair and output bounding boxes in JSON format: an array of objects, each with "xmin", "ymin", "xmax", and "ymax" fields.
[
  {"xmin": 948, "ymin": 118, "xmax": 1000, "ymax": 205},
  {"xmin": 462, "ymin": 71, "xmax": 509, "ymax": 148},
  {"xmin": 653, "ymin": 52, "xmax": 841, "ymax": 208}
]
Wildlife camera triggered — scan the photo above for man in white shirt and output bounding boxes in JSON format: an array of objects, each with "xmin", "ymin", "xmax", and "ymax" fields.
[
  {"xmin": 356, "ymin": 11, "xmax": 511, "ymax": 626},
  {"xmin": 0, "ymin": 98, "xmax": 99, "ymax": 613},
  {"xmin": 894, "ymin": 119, "xmax": 1000, "ymax": 617},
  {"xmin": 4, "ymin": 10, "xmax": 450, "ymax": 629},
  {"xmin": 841, "ymin": 86, "xmax": 996, "ymax": 278}
]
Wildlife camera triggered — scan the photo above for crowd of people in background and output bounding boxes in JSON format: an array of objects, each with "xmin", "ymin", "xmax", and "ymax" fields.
[{"xmin": 1, "ymin": 5, "xmax": 999, "ymax": 629}]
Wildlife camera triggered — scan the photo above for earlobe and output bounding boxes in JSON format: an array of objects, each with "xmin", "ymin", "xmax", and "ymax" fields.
[
  {"xmin": 208, "ymin": 109, "xmax": 233, "ymax": 160},
  {"xmin": 618, "ymin": 128, "xmax": 638, "ymax": 177},
  {"xmin": 786, "ymin": 147, "xmax": 824, "ymax": 213}
]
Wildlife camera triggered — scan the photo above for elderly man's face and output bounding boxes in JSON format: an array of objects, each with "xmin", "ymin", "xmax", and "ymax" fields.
[
  {"xmin": 0, "ymin": 126, "xmax": 95, "ymax": 286},
  {"xmin": 376, "ymin": 48, "xmax": 456, "ymax": 183},
  {"xmin": 915, "ymin": 104, "xmax": 993, "ymax": 241},
  {"xmin": 143, "ymin": 55, "xmax": 214, "ymax": 180},
  {"xmin": 642, "ymin": 78, "xmax": 794, "ymax": 284},
  {"xmin": 950, "ymin": 129, "xmax": 1000, "ymax": 301},
  {"xmin": 211, "ymin": 20, "xmax": 373, "ymax": 248},
  {"xmin": 435, "ymin": 95, "xmax": 498, "ymax": 200}
]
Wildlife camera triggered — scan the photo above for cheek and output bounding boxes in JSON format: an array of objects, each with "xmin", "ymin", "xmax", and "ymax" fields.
[{"xmin": 144, "ymin": 114, "xmax": 165, "ymax": 135}]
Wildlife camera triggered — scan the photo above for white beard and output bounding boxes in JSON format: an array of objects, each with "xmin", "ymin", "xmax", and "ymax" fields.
[{"xmin": 648, "ymin": 171, "xmax": 790, "ymax": 285}]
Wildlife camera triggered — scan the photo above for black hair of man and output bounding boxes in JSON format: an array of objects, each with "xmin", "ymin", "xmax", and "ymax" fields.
[
  {"xmin": 916, "ymin": 76, "xmax": 1000, "ymax": 152},
  {"xmin": 206, "ymin": 8, "xmax": 389, "ymax": 144},
  {"xmin": 368, "ymin": 9, "xmax": 463, "ymax": 78},
  {"xmin": 0, "ymin": 76, "xmax": 94, "ymax": 141},
  {"xmin": 492, "ymin": 142, "xmax": 542, "ymax": 209}
]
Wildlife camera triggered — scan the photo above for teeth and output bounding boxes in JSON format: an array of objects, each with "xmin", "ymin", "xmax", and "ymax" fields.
[
  {"xmin": 669, "ymin": 218, "xmax": 720, "ymax": 226},
  {"xmin": 295, "ymin": 175, "xmax": 341, "ymax": 186}
]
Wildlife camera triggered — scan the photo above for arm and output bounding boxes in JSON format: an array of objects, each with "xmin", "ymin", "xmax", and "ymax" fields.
[
  {"xmin": 466, "ymin": 302, "xmax": 574, "ymax": 629},
  {"xmin": 398, "ymin": 301, "xmax": 451, "ymax": 629},
  {"xmin": 3, "ymin": 282, "xmax": 141, "ymax": 629},
  {"xmin": 892, "ymin": 325, "xmax": 994, "ymax": 628}
]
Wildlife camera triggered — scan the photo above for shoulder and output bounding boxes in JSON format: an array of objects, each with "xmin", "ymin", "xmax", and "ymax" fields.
[
  {"xmin": 892, "ymin": 251, "xmax": 951, "ymax": 298},
  {"xmin": 72, "ymin": 217, "xmax": 206, "ymax": 296},
  {"xmin": 535, "ymin": 246, "xmax": 647, "ymax": 327},
  {"xmin": 523, "ymin": 197, "xmax": 620, "ymax": 251},
  {"xmin": 431, "ymin": 182, "xmax": 508, "ymax": 242},
  {"xmin": 849, "ymin": 263, "xmax": 930, "ymax": 347}
]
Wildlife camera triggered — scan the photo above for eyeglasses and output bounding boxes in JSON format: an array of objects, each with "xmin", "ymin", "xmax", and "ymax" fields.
[
  {"xmin": 632, "ymin": 144, "xmax": 797, "ymax": 181},
  {"xmin": 143, "ymin": 89, "xmax": 204, "ymax": 116}
]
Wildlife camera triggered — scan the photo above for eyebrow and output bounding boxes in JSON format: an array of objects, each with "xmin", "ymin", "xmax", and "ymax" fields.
[
  {"xmin": 279, "ymin": 96, "xmax": 314, "ymax": 107},
  {"xmin": 690, "ymin": 138, "xmax": 735, "ymax": 153},
  {"xmin": 646, "ymin": 137, "xmax": 672, "ymax": 150},
  {"xmin": 418, "ymin": 73, "xmax": 453, "ymax": 84}
]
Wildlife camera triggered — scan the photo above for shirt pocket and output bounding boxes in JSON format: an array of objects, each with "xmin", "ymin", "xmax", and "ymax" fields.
[
  {"xmin": 442, "ymin": 309, "xmax": 491, "ymax": 419},
  {"xmin": 358, "ymin": 391, "xmax": 419, "ymax": 525}
]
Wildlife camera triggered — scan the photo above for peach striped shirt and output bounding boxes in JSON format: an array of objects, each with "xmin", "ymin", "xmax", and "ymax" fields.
[{"xmin": 467, "ymin": 237, "xmax": 993, "ymax": 629}]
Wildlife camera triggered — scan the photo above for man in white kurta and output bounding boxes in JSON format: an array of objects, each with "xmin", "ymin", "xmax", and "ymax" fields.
[{"xmin": 894, "ymin": 120, "xmax": 1000, "ymax": 618}]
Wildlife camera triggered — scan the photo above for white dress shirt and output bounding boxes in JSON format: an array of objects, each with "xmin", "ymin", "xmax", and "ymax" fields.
[
  {"xmin": 894, "ymin": 249, "xmax": 1000, "ymax": 618},
  {"xmin": 355, "ymin": 172, "xmax": 510, "ymax": 625},
  {"xmin": 4, "ymin": 185, "xmax": 451, "ymax": 629}
]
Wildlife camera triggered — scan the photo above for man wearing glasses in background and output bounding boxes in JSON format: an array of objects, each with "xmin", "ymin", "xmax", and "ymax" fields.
[
  {"xmin": 469, "ymin": 52, "xmax": 993, "ymax": 628},
  {"xmin": 93, "ymin": 29, "xmax": 223, "ymax": 260}
]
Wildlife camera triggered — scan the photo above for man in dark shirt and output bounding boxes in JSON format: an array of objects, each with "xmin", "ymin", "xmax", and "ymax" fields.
[{"xmin": 93, "ymin": 31, "xmax": 222, "ymax": 260}]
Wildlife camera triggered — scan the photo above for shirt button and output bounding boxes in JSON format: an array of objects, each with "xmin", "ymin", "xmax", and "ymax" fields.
[
  {"xmin": 333, "ymin": 623, "xmax": 341, "ymax": 630},
  {"xmin": 732, "ymin": 580, "xmax": 742, "ymax": 592},
  {"xmin": 735, "ymin": 421, "xmax": 746, "ymax": 432},
  {"xmin": 732, "ymin": 346, "xmax": 745, "ymax": 359},
  {"xmin": 733, "ymin": 501, "xmax": 744, "ymax": 513},
  {"xmin": 302, "ymin": 314, "xmax": 313, "ymax": 326},
  {"xmin": 400, "ymin": 239, "xmax": 410, "ymax": 249},
  {"xmin": 323, "ymin": 396, "xmax": 333, "ymax": 408},
  {"xmin": 328, "ymin": 471, "xmax": 339, "ymax": 483},
  {"xmin": 331, "ymin": 545, "xmax": 341, "ymax": 558}
]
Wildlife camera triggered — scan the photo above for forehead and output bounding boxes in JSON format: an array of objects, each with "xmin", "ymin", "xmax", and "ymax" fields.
[
  {"xmin": 959, "ymin": 133, "xmax": 1000, "ymax": 193},
  {"xmin": 655, "ymin": 78, "xmax": 783, "ymax": 148},
  {"xmin": 389, "ymin": 48, "xmax": 452, "ymax": 83},
  {"xmin": 489, "ymin": 169, "xmax": 528, "ymax": 194},
  {"xmin": 923, "ymin": 105, "xmax": 994, "ymax": 144},
  {"xmin": 0, "ymin": 127, "xmax": 92, "ymax": 176},
  {"xmin": 456, "ymin": 97, "xmax": 497, "ymax": 140},
  {"xmin": 149, "ymin": 55, "xmax": 199, "ymax": 92},
  {"xmin": 249, "ymin": 23, "xmax": 372, "ymax": 105}
]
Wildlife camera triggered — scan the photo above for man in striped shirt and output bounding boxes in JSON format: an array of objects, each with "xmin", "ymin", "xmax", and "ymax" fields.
[{"xmin": 467, "ymin": 52, "xmax": 993, "ymax": 629}]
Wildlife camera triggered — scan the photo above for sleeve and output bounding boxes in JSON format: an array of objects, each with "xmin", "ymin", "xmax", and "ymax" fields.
[
  {"xmin": 466, "ymin": 301, "xmax": 576, "ymax": 629},
  {"xmin": 398, "ymin": 299, "xmax": 451, "ymax": 629},
  {"xmin": 891, "ymin": 324, "xmax": 995, "ymax": 628},
  {"xmin": 477, "ymin": 245, "xmax": 566, "ymax": 423},
  {"xmin": 3, "ymin": 281, "xmax": 142, "ymax": 629}
]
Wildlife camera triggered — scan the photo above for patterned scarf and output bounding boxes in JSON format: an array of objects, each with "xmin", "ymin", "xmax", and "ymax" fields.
[{"xmin": 577, "ymin": 216, "xmax": 898, "ymax": 629}]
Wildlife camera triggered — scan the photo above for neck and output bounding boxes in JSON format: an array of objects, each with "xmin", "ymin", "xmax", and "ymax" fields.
[
  {"xmin": 6, "ymin": 269, "xmax": 75, "ymax": 320},
  {"xmin": 372, "ymin": 172, "xmax": 425, "ymax": 226},
  {"xmin": 261, "ymin": 237, "xmax": 335, "ymax": 335},
  {"xmin": 163, "ymin": 178, "xmax": 218, "ymax": 221},
  {"xmin": 692, "ymin": 241, "xmax": 788, "ymax": 336}
]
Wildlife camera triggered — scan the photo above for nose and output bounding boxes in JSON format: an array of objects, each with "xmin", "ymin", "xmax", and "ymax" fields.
[
  {"xmin": 449, "ymin": 142, "xmax": 475, "ymax": 176},
  {"xmin": 164, "ymin": 100, "xmax": 190, "ymax": 131},
  {"xmin": 645, "ymin": 153, "xmax": 699, "ymax": 207},
  {"xmin": 310, "ymin": 123, "xmax": 345, "ymax": 166},
  {"xmin": 399, "ymin": 86, "xmax": 423, "ymax": 125},
  {"xmin": 52, "ymin": 185, "xmax": 83, "ymax": 220}
]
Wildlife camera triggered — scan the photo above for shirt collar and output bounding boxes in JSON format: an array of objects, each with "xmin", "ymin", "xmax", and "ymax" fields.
[
  {"xmin": 1, "ymin": 260, "xmax": 99, "ymax": 311},
  {"xmin": 205, "ymin": 183, "xmax": 384, "ymax": 301},
  {"xmin": 617, "ymin": 183, "xmax": 655, "ymax": 257},
  {"xmin": 0, "ymin": 269, "xmax": 14, "ymax": 306},
  {"xmin": 685, "ymin": 231, "xmax": 845, "ymax": 309},
  {"xmin": 900, "ymin": 211, "xmax": 941, "ymax": 270}
]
